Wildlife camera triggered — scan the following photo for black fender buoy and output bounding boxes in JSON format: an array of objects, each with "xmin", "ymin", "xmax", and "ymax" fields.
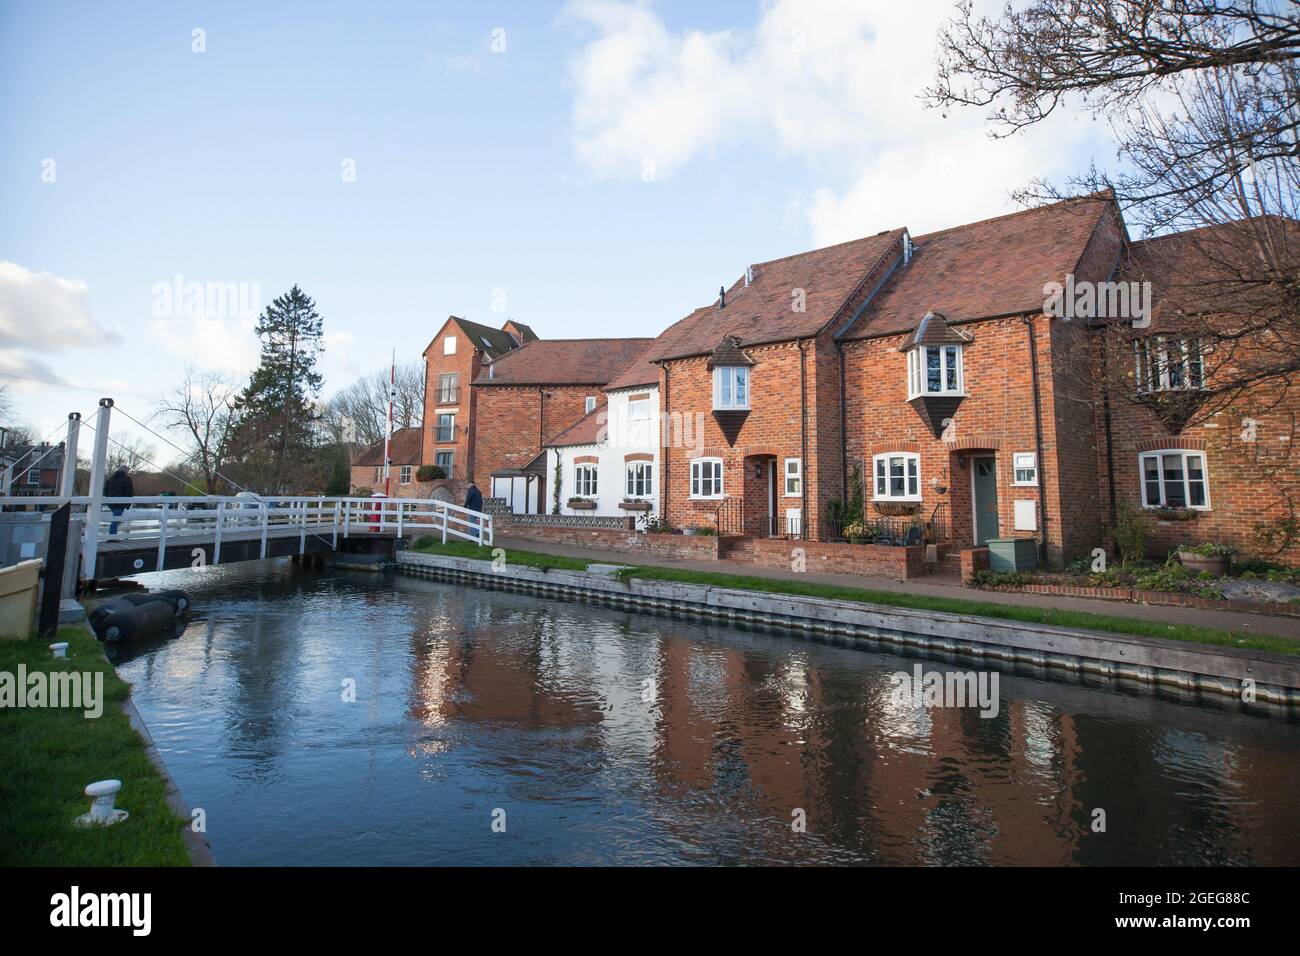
[
  {"xmin": 92, "ymin": 599, "xmax": 178, "ymax": 644},
  {"xmin": 118, "ymin": 589, "xmax": 191, "ymax": 617},
  {"xmin": 88, "ymin": 598, "xmax": 134, "ymax": 634}
]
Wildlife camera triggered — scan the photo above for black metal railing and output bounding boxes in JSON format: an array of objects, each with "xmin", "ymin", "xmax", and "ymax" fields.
[
  {"xmin": 714, "ymin": 496, "xmax": 744, "ymax": 535},
  {"xmin": 818, "ymin": 504, "xmax": 949, "ymax": 547}
]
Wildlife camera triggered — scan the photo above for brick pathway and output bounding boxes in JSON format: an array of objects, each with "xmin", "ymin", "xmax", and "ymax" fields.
[{"xmin": 494, "ymin": 535, "xmax": 1300, "ymax": 642}]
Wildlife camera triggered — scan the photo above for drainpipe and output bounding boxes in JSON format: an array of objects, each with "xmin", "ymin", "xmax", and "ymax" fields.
[
  {"xmin": 1098, "ymin": 332, "xmax": 1118, "ymax": 533},
  {"xmin": 660, "ymin": 363, "xmax": 669, "ymax": 522},
  {"xmin": 1023, "ymin": 316, "xmax": 1049, "ymax": 566},
  {"xmin": 798, "ymin": 339, "xmax": 808, "ymax": 538},
  {"xmin": 838, "ymin": 341, "xmax": 848, "ymax": 502}
]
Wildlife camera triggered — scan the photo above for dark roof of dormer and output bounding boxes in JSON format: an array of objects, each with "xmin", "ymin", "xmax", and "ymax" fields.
[
  {"xmin": 706, "ymin": 335, "xmax": 755, "ymax": 369},
  {"xmin": 899, "ymin": 310, "xmax": 970, "ymax": 351}
]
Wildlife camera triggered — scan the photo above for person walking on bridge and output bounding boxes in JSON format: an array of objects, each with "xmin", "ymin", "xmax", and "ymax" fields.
[{"xmin": 104, "ymin": 466, "xmax": 134, "ymax": 536}]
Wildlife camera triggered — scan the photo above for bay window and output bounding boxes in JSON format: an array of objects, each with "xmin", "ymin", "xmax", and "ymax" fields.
[
  {"xmin": 1134, "ymin": 337, "xmax": 1205, "ymax": 393},
  {"xmin": 1140, "ymin": 450, "xmax": 1209, "ymax": 509},
  {"xmin": 690, "ymin": 458, "xmax": 724, "ymax": 498},
  {"xmin": 873, "ymin": 453, "xmax": 920, "ymax": 501},
  {"xmin": 713, "ymin": 366, "xmax": 749, "ymax": 410},
  {"xmin": 907, "ymin": 345, "xmax": 963, "ymax": 398}
]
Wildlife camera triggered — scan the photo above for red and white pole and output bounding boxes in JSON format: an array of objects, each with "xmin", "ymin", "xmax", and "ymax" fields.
[{"xmin": 382, "ymin": 348, "xmax": 395, "ymax": 496}]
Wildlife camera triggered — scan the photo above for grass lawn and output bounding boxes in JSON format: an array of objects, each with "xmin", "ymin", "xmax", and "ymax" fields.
[
  {"xmin": 0, "ymin": 626, "xmax": 191, "ymax": 866},
  {"xmin": 409, "ymin": 539, "xmax": 1300, "ymax": 656}
]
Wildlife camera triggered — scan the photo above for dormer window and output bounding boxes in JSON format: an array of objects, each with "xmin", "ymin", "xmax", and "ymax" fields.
[
  {"xmin": 713, "ymin": 366, "xmax": 749, "ymax": 410},
  {"xmin": 1135, "ymin": 337, "xmax": 1205, "ymax": 393},
  {"xmin": 906, "ymin": 344, "xmax": 963, "ymax": 398}
]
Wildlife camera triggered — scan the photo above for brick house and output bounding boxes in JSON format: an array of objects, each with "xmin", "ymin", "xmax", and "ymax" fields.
[
  {"xmin": 646, "ymin": 194, "xmax": 1297, "ymax": 568},
  {"xmin": 2, "ymin": 442, "xmax": 66, "ymax": 496},
  {"xmin": 349, "ymin": 426, "xmax": 423, "ymax": 496},
  {"xmin": 420, "ymin": 316, "xmax": 536, "ymax": 482},
  {"xmin": 472, "ymin": 338, "xmax": 654, "ymax": 510}
]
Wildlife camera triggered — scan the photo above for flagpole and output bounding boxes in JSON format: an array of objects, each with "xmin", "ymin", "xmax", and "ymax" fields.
[{"xmin": 383, "ymin": 348, "xmax": 395, "ymax": 496}]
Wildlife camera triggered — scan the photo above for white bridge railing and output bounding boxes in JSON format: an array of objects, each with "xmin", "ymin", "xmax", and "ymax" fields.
[{"xmin": 0, "ymin": 494, "xmax": 493, "ymax": 576}]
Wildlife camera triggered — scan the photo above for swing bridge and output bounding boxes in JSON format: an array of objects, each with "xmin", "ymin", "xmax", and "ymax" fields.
[{"xmin": 0, "ymin": 398, "xmax": 492, "ymax": 583}]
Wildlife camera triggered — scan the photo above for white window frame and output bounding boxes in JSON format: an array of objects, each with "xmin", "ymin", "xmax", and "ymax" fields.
[
  {"xmin": 690, "ymin": 457, "xmax": 724, "ymax": 499},
  {"xmin": 434, "ymin": 450, "xmax": 454, "ymax": 475},
  {"xmin": 1134, "ymin": 337, "xmax": 1205, "ymax": 393},
  {"xmin": 627, "ymin": 397, "xmax": 651, "ymax": 420},
  {"xmin": 712, "ymin": 366, "xmax": 750, "ymax": 410},
  {"xmin": 783, "ymin": 458, "xmax": 802, "ymax": 497},
  {"xmin": 437, "ymin": 373, "xmax": 458, "ymax": 404},
  {"xmin": 906, "ymin": 345, "xmax": 964, "ymax": 399},
  {"xmin": 435, "ymin": 413, "xmax": 455, "ymax": 443},
  {"xmin": 399, "ymin": 465, "xmax": 412, "ymax": 485},
  {"xmin": 625, "ymin": 461, "xmax": 654, "ymax": 498},
  {"xmin": 1011, "ymin": 452, "xmax": 1037, "ymax": 487},
  {"xmin": 585, "ymin": 396, "xmax": 597, "ymax": 414},
  {"xmin": 872, "ymin": 452, "xmax": 921, "ymax": 502},
  {"xmin": 443, "ymin": 335, "xmax": 457, "ymax": 355},
  {"xmin": 1139, "ymin": 449, "xmax": 1210, "ymax": 510},
  {"xmin": 25, "ymin": 468, "xmax": 40, "ymax": 485},
  {"xmin": 574, "ymin": 463, "xmax": 599, "ymax": 498}
]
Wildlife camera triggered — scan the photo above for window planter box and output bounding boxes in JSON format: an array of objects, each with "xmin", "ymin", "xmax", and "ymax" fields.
[
  {"xmin": 1152, "ymin": 508, "xmax": 1197, "ymax": 522},
  {"xmin": 618, "ymin": 500, "xmax": 652, "ymax": 512},
  {"xmin": 567, "ymin": 498, "xmax": 597, "ymax": 510},
  {"xmin": 873, "ymin": 501, "xmax": 919, "ymax": 517}
]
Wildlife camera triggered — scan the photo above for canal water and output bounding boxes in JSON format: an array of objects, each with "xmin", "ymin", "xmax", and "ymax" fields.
[{"xmin": 114, "ymin": 560, "xmax": 1300, "ymax": 866}]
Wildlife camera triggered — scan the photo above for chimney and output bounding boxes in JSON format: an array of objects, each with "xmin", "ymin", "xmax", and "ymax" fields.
[
  {"xmin": 719, "ymin": 285, "xmax": 726, "ymax": 309},
  {"xmin": 744, "ymin": 265, "xmax": 753, "ymax": 287}
]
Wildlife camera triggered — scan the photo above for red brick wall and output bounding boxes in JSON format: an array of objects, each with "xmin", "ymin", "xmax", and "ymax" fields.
[
  {"xmin": 843, "ymin": 317, "xmax": 1070, "ymax": 562},
  {"xmin": 499, "ymin": 523, "xmax": 724, "ymax": 559},
  {"xmin": 660, "ymin": 341, "xmax": 815, "ymax": 537},
  {"xmin": 726, "ymin": 536, "xmax": 927, "ymax": 580},
  {"xmin": 472, "ymin": 383, "xmax": 603, "ymax": 491},
  {"xmin": 1099, "ymin": 375, "xmax": 1300, "ymax": 564},
  {"xmin": 421, "ymin": 321, "xmax": 485, "ymax": 481}
]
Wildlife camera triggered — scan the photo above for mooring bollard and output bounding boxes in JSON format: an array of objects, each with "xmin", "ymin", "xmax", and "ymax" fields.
[
  {"xmin": 74, "ymin": 779, "xmax": 129, "ymax": 828},
  {"xmin": 49, "ymin": 642, "xmax": 69, "ymax": 659}
]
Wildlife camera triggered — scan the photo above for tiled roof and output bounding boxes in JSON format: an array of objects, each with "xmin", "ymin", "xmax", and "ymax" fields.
[
  {"xmin": 546, "ymin": 404, "xmax": 606, "ymax": 448},
  {"xmin": 706, "ymin": 335, "xmax": 755, "ymax": 368},
  {"xmin": 648, "ymin": 229, "xmax": 907, "ymax": 361},
  {"xmin": 477, "ymin": 338, "xmax": 655, "ymax": 386},
  {"xmin": 1118, "ymin": 215, "xmax": 1298, "ymax": 329},
  {"xmin": 901, "ymin": 311, "xmax": 969, "ymax": 350},
  {"xmin": 603, "ymin": 342, "xmax": 662, "ymax": 391},
  {"xmin": 453, "ymin": 317, "xmax": 523, "ymax": 359},
  {"xmin": 844, "ymin": 194, "xmax": 1114, "ymax": 340},
  {"xmin": 352, "ymin": 427, "xmax": 422, "ymax": 467}
]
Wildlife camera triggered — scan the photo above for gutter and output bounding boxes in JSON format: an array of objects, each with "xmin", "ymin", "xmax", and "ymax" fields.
[{"xmin": 798, "ymin": 338, "xmax": 808, "ymax": 536}]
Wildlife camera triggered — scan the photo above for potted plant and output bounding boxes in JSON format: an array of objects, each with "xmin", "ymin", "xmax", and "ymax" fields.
[
  {"xmin": 1176, "ymin": 542, "xmax": 1235, "ymax": 577},
  {"xmin": 843, "ymin": 520, "xmax": 868, "ymax": 544},
  {"xmin": 619, "ymin": 498, "xmax": 652, "ymax": 511},
  {"xmin": 567, "ymin": 497, "xmax": 597, "ymax": 510}
]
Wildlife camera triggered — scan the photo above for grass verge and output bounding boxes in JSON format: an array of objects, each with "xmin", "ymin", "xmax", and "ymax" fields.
[
  {"xmin": 409, "ymin": 539, "xmax": 1299, "ymax": 656},
  {"xmin": 0, "ymin": 626, "xmax": 191, "ymax": 866}
]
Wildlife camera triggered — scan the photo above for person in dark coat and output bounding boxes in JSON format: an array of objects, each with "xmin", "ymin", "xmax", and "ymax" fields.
[
  {"xmin": 464, "ymin": 482, "xmax": 483, "ymax": 513},
  {"xmin": 104, "ymin": 466, "xmax": 134, "ymax": 535}
]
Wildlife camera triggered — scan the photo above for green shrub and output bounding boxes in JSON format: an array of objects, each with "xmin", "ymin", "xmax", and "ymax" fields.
[
  {"xmin": 971, "ymin": 569, "xmax": 1034, "ymax": 587},
  {"xmin": 1178, "ymin": 541, "xmax": 1236, "ymax": 557},
  {"xmin": 1112, "ymin": 504, "xmax": 1152, "ymax": 567},
  {"xmin": 415, "ymin": 465, "xmax": 446, "ymax": 482}
]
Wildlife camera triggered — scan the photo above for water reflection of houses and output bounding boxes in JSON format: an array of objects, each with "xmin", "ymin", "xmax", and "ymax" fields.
[{"xmin": 399, "ymin": 585, "xmax": 1298, "ymax": 864}]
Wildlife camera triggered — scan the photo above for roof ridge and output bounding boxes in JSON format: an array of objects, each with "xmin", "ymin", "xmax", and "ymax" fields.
[
  {"xmin": 751, "ymin": 227, "xmax": 907, "ymax": 269},
  {"xmin": 911, "ymin": 191, "xmax": 1113, "ymax": 243}
]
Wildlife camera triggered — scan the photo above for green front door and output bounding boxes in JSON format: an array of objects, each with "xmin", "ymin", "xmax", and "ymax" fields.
[{"xmin": 973, "ymin": 456, "xmax": 999, "ymax": 545}]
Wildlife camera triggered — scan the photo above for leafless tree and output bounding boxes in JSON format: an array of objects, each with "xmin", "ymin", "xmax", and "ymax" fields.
[
  {"xmin": 323, "ymin": 363, "xmax": 424, "ymax": 448},
  {"xmin": 155, "ymin": 368, "xmax": 240, "ymax": 493},
  {"xmin": 106, "ymin": 437, "xmax": 157, "ymax": 474},
  {"xmin": 930, "ymin": 1, "xmax": 1300, "ymax": 550}
]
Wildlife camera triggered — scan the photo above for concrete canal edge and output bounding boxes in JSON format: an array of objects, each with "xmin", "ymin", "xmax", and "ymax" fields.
[{"xmin": 396, "ymin": 551, "xmax": 1300, "ymax": 711}]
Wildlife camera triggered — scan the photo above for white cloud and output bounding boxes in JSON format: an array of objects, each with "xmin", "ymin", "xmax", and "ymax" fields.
[
  {"xmin": 0, "ymin": 261, "xmax": 118, "ymax": 352},
  {"xmin": 566, "ymin": 0, "xmax": 1099, "ymax": 242},
  {"xmin": 148, "ymin": 315, "xmax": 260, "ymax": 375}
]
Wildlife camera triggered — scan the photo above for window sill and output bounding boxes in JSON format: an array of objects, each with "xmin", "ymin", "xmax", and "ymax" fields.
[
  {"xmin": 689, "ymin": 495, "xmax": 725, "ymax": 501},
  {"xmin": 907, "ymin": 391, "xmax": 965, "ymax": 401}
]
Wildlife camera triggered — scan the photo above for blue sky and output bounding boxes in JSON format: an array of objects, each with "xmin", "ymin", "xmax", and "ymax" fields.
[{"xmin": 1, "ymin": 0, "xmax": 1109, "ymax": 453}]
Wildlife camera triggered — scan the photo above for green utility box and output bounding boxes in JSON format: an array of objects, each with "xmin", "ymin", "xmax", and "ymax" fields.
[{"xmin": 987, "ymin": 537, "xmax": 1039, "ymax": 572}]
